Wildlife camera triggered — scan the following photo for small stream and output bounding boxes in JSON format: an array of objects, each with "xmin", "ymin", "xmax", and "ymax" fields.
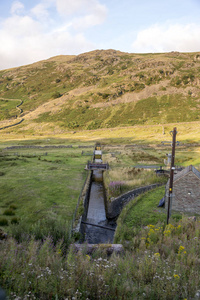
[{"xmin": 84, "ymin": 170, "xmax": 116, "ymax": 244}]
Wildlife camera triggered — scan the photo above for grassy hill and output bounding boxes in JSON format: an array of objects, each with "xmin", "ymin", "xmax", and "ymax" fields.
[{"xmin": 0, "ymin": 50, "xmax": 200, "ymax": 136}]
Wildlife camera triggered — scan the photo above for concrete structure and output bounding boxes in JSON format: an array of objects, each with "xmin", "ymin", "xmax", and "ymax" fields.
[
  {"xmin": 85, "ymin": 143, "xmax": 109, "ymax": 170},
  {"xmin": 85, "ymin": 162, "xmax": 109, "ymax": 170},
  {"xmin": 165, "ymin": 165, "xmax": 200, "ymax": 214},
  {"xmin": 94, "ymin": 150, "xmax": 102, "ymax": 162}
]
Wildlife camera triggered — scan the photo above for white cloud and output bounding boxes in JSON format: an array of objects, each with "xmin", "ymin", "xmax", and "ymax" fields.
[
  {"xmin": 73, "ymin": 3, "xmax": 107, "ymax": 29},
  {"xmin": 55, "ymin": 0, "xmax": 107, "ymax": 29},
  {"xmin": 10, "ymin": 1, "xmax": 25, "ymax": 15},
  {"xmin": 132, "ymin": 23, "xmax": 200, "ymax": 53},
  {"xmin": 0, "ymin": 15, "xmax": 94, "ymax": 69},
  {"xmin": 0, "ymin": 25, "xmax": 94, "ymax": 70},
  {"xmin": 56, "ymin": 0, "xmax": 92, "ymax": 15},
  {"xmin": 31, "ymin": 4, "xmax": 49, "ymax": 20},
  {"xmin": 3, "ymin": 15, "xmax": 41, "ymax": 37},
  {"xmin": 0, "ymin": 0, "xmax": 106, "ymax": 70}
]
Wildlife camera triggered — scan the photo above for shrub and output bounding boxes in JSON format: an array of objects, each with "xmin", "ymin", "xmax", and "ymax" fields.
[
  {"xmin": 52, "ymin": 91, "xmax": 62, "ymax": 99},
  {"xmin": 3, "ymin": 209, "xmax": 15, "ymax": 216},
  {"xmin": 0, "ymin": 218, "xmax": 8, "ymax": 226},
  {"xmin": 6, "ymin": 76, "xmax": 13, "ymax": 81},
  {"xmin": 159, "ymin": 86, "xmax": 166, "ymax": 91},
  {"xmin": 9, "ymin": 204, "xmax": 17, "ymax": 210},
  {"xmin": 11, "ymin": 217, "xmax": 20, "ymax": 224},
  {"xmin": 174, "ymin": 77, "xmax": 182, "ymax": 86},
  {"xmin": 102, "ymin": 93, "xmax": 110, "ymax": 99},
  {"xmin": 134, "ymin": 82, "xmax": 145, "ymax": 91}
]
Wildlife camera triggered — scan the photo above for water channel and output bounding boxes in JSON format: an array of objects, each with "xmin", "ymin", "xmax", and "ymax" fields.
[{"xmin": 84, "ymin": 170, "xmax": 116, "ymax": 244}]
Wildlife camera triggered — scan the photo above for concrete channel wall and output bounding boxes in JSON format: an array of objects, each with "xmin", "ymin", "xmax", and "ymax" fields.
[
  {"xmin": 105, "ymin": 183, "xmax": 163, "ymax": 219},
  {"xmin": 79, "ymin": 171, "xmax": 93, "ymax": 238},
  {"xmin": 78, "ymin": 172, "xmax": 163, "ymax": 236}
]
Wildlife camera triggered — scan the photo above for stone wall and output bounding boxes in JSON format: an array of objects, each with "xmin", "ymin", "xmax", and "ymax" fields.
[
  {"xmin": 106, "ymin": 183, "xmax": 163, "ymax": 219},
  {"xmin": 4, "ymin": 145, "xmax": 72, "ymax": 150},
  {"xmin": 165, "ymin": 172, "xmax": 200, "ymax": 213},
  {"xmin": 0, "ymin": 118, "xmax": 24, "ymax": 131}
]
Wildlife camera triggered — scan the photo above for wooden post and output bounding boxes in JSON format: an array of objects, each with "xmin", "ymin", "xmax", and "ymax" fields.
[{"xmin": 167, "ymin": 127, "xmax": 177, "ymax": 224}]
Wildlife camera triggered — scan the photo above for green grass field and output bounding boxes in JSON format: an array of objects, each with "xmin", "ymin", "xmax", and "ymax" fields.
[
  {"xmin": 0, "ymin": 136, "xmax": 199, "ymax": 238},
  {"xmin": 0, "ymin": 143, "xmax": 92, "ymax": 232}
]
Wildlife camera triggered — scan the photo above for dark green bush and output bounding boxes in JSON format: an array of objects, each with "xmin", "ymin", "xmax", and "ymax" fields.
[
  {"xmin": 102, "ymin": 93, "xmax": 110, "ymax": 99},
  {"xmin": 3, "ymin": 209, "xmax": 15, "ymax": 216},
  {"xmin": 11, "ymin": 217, "xmax": 20, "ymax": 224},
  {"xmin": 52, "ymin": 91, "xmax": 62, "ymax": 99},
  {"xmin": 9, "ymin": 204, "xmax": 17, "ymax": 210},
  {"xmin": 0, "ymin": 218, "xmax": 8, "ymax": 226}
]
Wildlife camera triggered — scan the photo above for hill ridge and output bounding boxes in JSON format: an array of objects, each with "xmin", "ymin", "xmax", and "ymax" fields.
[{"xmin": 0, "ymin": 49, "xmax": 200, "ymax": 134}]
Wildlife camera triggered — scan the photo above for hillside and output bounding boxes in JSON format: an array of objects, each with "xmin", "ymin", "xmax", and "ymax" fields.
[{"xmin": 0, "ymin": 49, "xmax": 200, "ymax": 134}]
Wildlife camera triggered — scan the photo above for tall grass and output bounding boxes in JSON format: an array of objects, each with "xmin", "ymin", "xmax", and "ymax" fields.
[
  {"xmin": 104, "ymin": 167, "xmax": 167, "ymax": 200},
  {"xmin": 9, "ymin": 216, "xmax": 71, "ymax": 247},
  {"xmin": 1, "ymin": 217, "xmax": 200, "ymax": 299}
]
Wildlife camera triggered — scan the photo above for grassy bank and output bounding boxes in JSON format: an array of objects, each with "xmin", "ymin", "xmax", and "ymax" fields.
[{"xmin": 114, "ymin": 186, "xmax": 168, "ymax": 244}]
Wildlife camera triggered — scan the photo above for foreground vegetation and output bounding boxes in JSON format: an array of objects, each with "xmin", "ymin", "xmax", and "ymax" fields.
[{"xmin": 1, "ymin": 216, "xmax": 200, "ymax": 299}]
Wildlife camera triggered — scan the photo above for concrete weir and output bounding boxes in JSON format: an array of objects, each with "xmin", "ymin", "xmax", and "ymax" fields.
[{"xmin": 82, "ymin": 170, "xmax": 116, "ymax": 244}]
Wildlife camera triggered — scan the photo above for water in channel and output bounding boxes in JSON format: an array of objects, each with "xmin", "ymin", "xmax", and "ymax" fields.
[{"xmin": 84, "ymin": 170, "xmax": 116, "ymax": 244}]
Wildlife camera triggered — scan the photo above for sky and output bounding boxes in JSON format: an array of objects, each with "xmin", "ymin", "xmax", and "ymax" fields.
[{"xmin": 0, "ymin": 0, "xmax": 200, "ymax": 70}]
